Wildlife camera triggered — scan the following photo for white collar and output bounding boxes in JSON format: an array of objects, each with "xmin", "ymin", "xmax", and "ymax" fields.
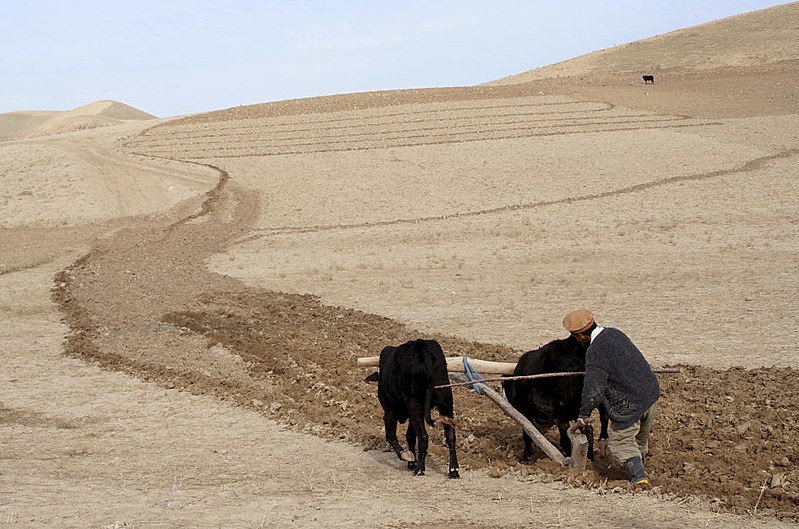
[{"xmin": 590, "ymin": 326, "xmax": 605, "ymax": 343}]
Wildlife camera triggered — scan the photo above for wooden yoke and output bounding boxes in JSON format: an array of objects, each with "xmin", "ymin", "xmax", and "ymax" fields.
[{"xmin": 357, "ymin": 355, "xmax": 516, "ymax": 375}]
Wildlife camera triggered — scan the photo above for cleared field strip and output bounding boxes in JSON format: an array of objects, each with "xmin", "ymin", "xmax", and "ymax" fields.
[
  {"xmin": 247, "ymin": 148, "xmax": 798, "ymax": 236},
  {"xmin": 128, "ymin": 97, "xmax": 718, "ymax": 159}
]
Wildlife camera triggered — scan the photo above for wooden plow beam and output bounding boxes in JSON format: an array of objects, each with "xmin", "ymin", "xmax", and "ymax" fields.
[{"xmin": 448, "ymin": 373, "xmax": 588, "ymax": 470}]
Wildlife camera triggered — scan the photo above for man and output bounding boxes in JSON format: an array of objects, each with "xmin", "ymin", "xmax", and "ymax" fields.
[{"xmin": 564, "ymin": 309, "xmax": 660, "ymax": 487}]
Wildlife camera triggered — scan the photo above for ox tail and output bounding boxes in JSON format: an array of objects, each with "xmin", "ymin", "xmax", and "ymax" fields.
[
  {"xmin": 424, "ymin": 385, "xmax": 435, "ymax": 426},
  {"xmin": 437, "ymin": 415, "xmax": 457, "ymax": 427}
]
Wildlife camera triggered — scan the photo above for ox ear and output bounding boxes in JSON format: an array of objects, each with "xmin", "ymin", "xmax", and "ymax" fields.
[{"xmin": 365, "ymin": 371, "xmax": 379, "ymax": 383}]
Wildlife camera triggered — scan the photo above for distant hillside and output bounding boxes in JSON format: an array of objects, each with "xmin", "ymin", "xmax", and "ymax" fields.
[
  {"xmin": 0, "ymin": 100, "xmax": 157, "ymax": 140},
  {"xmin": 488, "ymin": 2, "xmax": 799, "ymax": 84}
]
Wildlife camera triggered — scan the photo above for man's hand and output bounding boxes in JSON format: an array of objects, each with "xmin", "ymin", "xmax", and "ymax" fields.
[{"xmin": 571, "ymin": 417, "xmax": 593, "ymax": 435}]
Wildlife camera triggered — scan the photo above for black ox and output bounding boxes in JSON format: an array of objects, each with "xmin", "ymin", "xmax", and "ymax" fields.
[
  {"xmin": 367, "ymin": 339, "xmax": 460, "ymax": 478},
  {"xmin": 642, "ymin": 75, "xmax": 655, "ymax": 84},
  {"xmin": 503, "ymin": 335, "xmax": 608, "ymax": 462}
]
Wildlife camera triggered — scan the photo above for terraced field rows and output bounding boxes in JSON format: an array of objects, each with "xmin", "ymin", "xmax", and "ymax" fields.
[{"xmin": 127, "ymin": 96, "xmax": 717, "ymax": 159}]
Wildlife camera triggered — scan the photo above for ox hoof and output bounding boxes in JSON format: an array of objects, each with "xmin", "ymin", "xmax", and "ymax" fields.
[
  {"xmin": 399, "ymin": 450, "xmax": 416, "ymax": 462},
  {"xmin": 448, "ymin": 469, "xmax": 460, "ymax": 479},
  {"xmin": 413, "ymin": 469, "xmax": 425, "ymax": 476}
]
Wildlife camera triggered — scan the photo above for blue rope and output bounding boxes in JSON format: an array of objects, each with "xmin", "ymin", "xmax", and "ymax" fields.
[{"xmin": 463, "ymin": 357, "xmax": 485, "ymax": 395}]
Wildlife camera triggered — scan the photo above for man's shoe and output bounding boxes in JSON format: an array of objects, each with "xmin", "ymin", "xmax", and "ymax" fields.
[{"xmin": 623, "ymin": 456, "xmax": 648, "ymax": 484}]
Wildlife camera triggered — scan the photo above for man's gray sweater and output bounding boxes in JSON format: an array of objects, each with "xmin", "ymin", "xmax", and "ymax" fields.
[{"xmin": 578, "ymin": 327, "xmax": 660, "ymax": 429}]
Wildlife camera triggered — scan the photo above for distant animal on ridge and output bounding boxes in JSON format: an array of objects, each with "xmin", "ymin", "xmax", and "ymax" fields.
[
  {"xmin": 366, "ymin": 339, "xmax": 460, "ymax": 478},
  {"xmin": 643, "ymin": 75, "xmax": 655, "ymax": 84}
]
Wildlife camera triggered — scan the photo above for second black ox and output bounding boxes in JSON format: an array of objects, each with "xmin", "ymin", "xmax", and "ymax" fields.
[
  {"xmin": 369, "ymin": 339, "xmax": 460, "ymax": 478},
  {"xmin": 503, "ymin": 335, "xmax": 608, "ymax": 462}
]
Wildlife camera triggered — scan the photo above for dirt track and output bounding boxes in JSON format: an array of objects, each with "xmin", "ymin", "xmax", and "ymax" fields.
[{"xmin": 3, "ymin": 60, "xmax": 799, "ymax": 527}]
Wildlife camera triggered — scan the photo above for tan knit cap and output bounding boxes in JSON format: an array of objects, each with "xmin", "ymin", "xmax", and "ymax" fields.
[{"xmin": 563, "ymin": 309, "xmax": 594, "ymax": 333}]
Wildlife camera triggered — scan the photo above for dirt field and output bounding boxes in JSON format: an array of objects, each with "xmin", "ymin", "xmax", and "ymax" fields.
[{"xmin": 3, "ymin": 28, "xmax": 799, "ymax": 529}]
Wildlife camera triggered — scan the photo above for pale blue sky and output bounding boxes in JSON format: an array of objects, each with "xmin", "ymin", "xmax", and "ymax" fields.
[{"xmin": 0, "ymin": 1, "xmax": 788, "ymax": 117}]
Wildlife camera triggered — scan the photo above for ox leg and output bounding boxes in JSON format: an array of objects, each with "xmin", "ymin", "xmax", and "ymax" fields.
[
  {"xmin": 598, "ymin": 404, "xmax": 610, "ymax": 440},
  {"xmin": 578, "ymin": 423, "xmax": 596, "ymax": 460},
  {"xmin": 408, "ymin": 410, "xmax": 428, "ymax": 476},
  {"xmin": 557, "ymin": 421, "xmax": 573, "ymax": 456},
  {"xmin": 588, "ymin": 406, "xmax": 610, "ymax": 459},
  {"xmin": 443, "ymin": 420, "xmax": 460, "ymax": 478},
  {"xmin": 404, "ymin": 422, "xmax": 418, "ymax": 470},
  {"xmin": 520, "ymin": 432, "xmax": 534, "ymax": 462},
  {"xmin": 383, "ymin": 411, "xmax": 409, "ymax": 462},
  {"xmin": 521, "ymin": 420, "xmax": 549, "ymax": 462}
]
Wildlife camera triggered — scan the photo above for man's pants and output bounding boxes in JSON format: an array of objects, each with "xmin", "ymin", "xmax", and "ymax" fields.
[{"xmin": 607, "ymin": 400, "xmax": 658, "ymax": 464}]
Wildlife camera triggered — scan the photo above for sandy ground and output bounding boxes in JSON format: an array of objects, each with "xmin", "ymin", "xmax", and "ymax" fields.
[{"xmin": 2, "ymin": 60, "xmax": 799, "ymax": 528}]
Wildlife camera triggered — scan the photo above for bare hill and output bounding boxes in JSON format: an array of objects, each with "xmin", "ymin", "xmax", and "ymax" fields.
[
  {"xmin": 489, "ymin": 2, "xmax": 799, "ymax": 83},
  {"xmin": 168, "ymin": 3, "xmax": 798, "ymax": 130},
  {"xmin": 477, "ymin": 3, "xmax": 799, "ymax": 120},
  {"xmin": 0, "ymin": 100, "xmax": 156, "ymax": 140}
]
